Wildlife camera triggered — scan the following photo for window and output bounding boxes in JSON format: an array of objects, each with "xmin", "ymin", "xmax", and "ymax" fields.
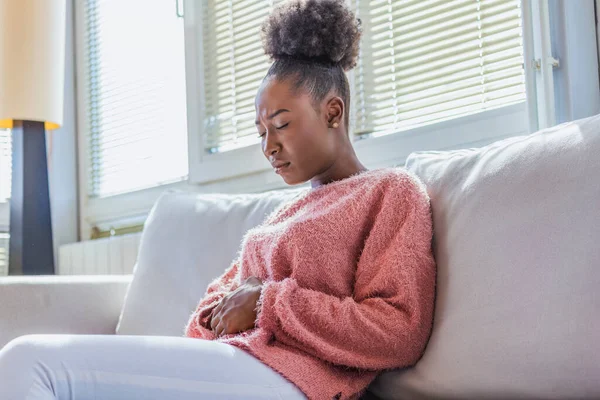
[
  {"xmin": 200, "ymin": 0, "xmax": 526, "ymax": 152},
  {"xmin": 0, "ymin": 129, "xmax": 9, "ymax": 248},
  {"xmin": 0, "ymin": 129, "xmax": 10, "ymax": 203},
  {"xmin": 81, "ymin": 0, "xmax": 188, "ymax": 198},
  {"xmin": 202, "ymin": 0, "xmax": 285, "ymax": 153},
  {"xmin": 78, "ymin": 0, "xmax": 532, "ymax": 235},
  {"xmin": 353, "ymin": 0, "xmax": 526, "ymax": 138}
]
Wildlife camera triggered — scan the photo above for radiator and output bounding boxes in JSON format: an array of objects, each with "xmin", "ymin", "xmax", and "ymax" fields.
[
  {"xmin": 0, "ymin": 233, "xmax": 8, "ymax": 276},
  {"xmin": 58, "ymin": 233, "xmax": 141, "ymax": 275}
]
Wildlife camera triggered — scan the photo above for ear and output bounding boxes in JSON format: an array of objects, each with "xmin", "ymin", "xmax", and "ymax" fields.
[{"xmin": 324, "ymin": 96, "xmax": 344, "ymax": 128}]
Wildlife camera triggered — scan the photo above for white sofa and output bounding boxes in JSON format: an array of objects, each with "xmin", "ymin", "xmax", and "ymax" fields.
[
  {"xmin": 1, "ymin": 113, "xmax": 599, "ymax": 399},
  {"xmin": 0, "ymin": 275, "xmax": 130, "ymax": 347}
]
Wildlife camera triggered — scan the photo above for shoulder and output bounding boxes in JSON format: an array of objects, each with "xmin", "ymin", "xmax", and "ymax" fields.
[
  {"xmin": 363, "ymin": 168, "xmax": 430, "ymax": 207},
  {"xmin": 365, "ymin": 169, "xmax": 433, "ymax": 240}
]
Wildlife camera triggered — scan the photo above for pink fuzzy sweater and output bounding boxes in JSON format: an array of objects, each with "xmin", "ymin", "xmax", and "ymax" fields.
[{"xmin": 185, "ymin": 168, "xmax": 436, "ymax": 400}]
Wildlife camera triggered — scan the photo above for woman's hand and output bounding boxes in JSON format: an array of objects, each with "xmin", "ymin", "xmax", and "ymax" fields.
[{"xmin": 210, "ymin": 276, "xmax": 263, "ymax": 337}]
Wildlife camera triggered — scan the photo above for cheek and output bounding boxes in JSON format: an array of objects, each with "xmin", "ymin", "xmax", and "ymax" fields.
[
  {"xmin": 289, "ymin": 130, "xmax": 326, "ymax": 160},
  {"xmin": 293, "ymin": 135, "xmax": 334, "ymax": 174}
]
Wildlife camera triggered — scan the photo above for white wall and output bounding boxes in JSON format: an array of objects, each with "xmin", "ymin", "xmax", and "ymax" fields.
[{"xmin": 47, "ymin": 0, "xmax": 79, "ymax": 265}]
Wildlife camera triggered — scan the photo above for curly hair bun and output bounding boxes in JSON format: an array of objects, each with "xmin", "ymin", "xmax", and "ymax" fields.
[{"xmin": 261, "ymin": 0, "xmax": 362, "ymax": 72}]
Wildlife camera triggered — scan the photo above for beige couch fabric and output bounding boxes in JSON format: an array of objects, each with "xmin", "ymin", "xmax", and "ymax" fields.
[
  {"xmin": 116, "ymin": 190, "xmax": 300, "ymax": 336},
  {"xmin": 370, "ymin": 114, "xmax": 600, "ymax": 399}
]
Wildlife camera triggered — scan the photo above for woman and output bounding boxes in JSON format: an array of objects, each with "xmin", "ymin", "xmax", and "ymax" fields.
[{"xmin": 0, "ymin": 1, "xmax": 435, "ymax": 399}]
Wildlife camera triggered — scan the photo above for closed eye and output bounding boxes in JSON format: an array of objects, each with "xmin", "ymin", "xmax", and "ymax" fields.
[{"xmin": 258, "ymin": 122, "xmax": 289, "ymax": 138}]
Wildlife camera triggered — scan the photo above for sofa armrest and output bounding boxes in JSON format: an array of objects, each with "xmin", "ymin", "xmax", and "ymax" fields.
[{"xmin": 0, "ymin": 275, "xmax": 131, "ymax": 349}]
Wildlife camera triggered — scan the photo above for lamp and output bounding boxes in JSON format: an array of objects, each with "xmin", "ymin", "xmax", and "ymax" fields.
[{"xmin": 0, "ymin": 0, "xmax": 66, "ymax": 275}]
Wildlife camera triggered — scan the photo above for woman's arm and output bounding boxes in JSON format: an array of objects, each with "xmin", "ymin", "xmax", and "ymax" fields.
[
  {"xmin": 256, "ymin": 179, "xmax": 436, "ymax": 370},
  {"xmin": 184, "ymin": 261, "xmax": 241, "ymax": 338}
]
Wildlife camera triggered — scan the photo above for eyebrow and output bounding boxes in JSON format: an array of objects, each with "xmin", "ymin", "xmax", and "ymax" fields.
[{"xmin": 255, "ymin": 109, "xmax": 290, "ymax": 125}]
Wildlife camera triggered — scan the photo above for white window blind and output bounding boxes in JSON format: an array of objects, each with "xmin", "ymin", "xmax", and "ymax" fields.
[
  {"xmin": 202, "ymin": 0, "xmax": 285, "ymax": 153},
  {"xmin": 353, "ymin": 0, "xmax": 526, "ymax": 137},
  {"xmin": 203, "ymin": 0, "xmax": 525, "ymax": 152},
  {"xmin": 0, "ymin": 129, "xmax": 11, "ymax": 203},
  {"xmin": 83, "ymin": 0, "xmax": 188, "ymax": 198}
]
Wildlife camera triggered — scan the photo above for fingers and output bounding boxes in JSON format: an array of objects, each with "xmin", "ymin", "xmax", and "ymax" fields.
[
  {"xmin": 210, "ymin": 289, "xmax": 258, "ymax": 337},
  {"xmin": 211, "ymin": 309, "xmax": 234, "ymax": 337},
  {"xmin": 211, "ymin": 300, "xmax": 230, "ymax": 336},
  {"xmin": 215, "ymin": 320, "xmax": 226, "ymax": 337},
  {"xmin": 206, "ymin": 309, "xmax": 214, "ymax": 327},
  {"xmin": 211, "ymin": 309, "xmax": 224, "ymax": 336},
  {"xmin": 210, "ymin": 313, "xmax": 218, "ymax": 332},
  {"xmin": 210, "ymin": 303, "xmax": 222, "ymax": 332},
  {"xmin": 213, "ymin": 300, "xmax": 224, "ymax": 317}
]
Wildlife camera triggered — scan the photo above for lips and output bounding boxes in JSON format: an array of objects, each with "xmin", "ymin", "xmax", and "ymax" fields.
[
  {"xmin": 271, "ymin": 161, "xmax": 290, "ymax": 174},
  {"xmin": 271, "ymin": 161, "xmax": 289, "ymax": 168}
]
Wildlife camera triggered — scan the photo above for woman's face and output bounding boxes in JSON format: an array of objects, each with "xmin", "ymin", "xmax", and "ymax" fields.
[{"xmin": 255, "ymin": 78, "xmax": 340, "ymax": 185}]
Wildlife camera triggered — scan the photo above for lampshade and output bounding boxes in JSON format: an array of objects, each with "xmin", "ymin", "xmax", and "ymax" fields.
[{"xmin": 0, "ymin": 0, "xmax": 66, "ymax": 130}]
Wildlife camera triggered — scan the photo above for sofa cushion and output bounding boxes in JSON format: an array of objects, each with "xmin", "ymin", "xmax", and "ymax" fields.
[
  {"xmin": 369, "ymin": 114, "xmax": 600, "ymax": 399},
  {"xmin": 116, "ymin": 189, "xmax": 300, "ymax": 336}
]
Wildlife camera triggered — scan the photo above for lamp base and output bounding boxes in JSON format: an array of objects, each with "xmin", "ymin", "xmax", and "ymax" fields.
[{"xmin": 8, "ymin": 120, "xmax": 55, "ymax": 275}]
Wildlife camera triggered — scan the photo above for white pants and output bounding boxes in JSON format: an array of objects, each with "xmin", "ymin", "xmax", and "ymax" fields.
[{"xmin": 0, "ymin": 334, "xmax": 306, "ymax": 400}]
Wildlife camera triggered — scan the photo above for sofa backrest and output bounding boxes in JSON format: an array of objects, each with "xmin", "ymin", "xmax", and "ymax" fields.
[
  {"xmin": 370, "ymin": 113, "xmax": 600, "ymax": 399},
  {"xmin": 116, "ymin": 189, "xmax": 302, "ymax": 336}
]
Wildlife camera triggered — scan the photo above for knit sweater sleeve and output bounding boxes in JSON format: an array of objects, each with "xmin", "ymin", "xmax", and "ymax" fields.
[
  {"xmin": 255, "ymin": 176, "xmax": 436, "ymax": 370},
  {"xmin": 184, "ymin": 260, "xmax": 241, "ymax": 338}
]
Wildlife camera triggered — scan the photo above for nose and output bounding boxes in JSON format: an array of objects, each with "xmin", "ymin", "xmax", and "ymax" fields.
[{"xmin": 262, "ymin": 130, "xmax": 280, "ymax": 157}]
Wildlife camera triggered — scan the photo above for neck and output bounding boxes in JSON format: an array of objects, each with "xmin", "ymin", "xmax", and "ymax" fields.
[{"xmin": 310, "ymin": 144, "xmax": 367, "ymax": 189}]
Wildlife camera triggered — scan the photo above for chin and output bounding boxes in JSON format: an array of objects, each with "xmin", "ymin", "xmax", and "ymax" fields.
[
  {"xmin": 281, "ymin": 171, "xmax": 309, "ymax": 186},
  {"xmin": 282, "ymin": 175, "xmax": 304, "ymax": 186}
]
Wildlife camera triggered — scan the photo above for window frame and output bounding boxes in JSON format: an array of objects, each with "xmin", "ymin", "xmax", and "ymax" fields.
[
  {"xmin": 0, "ymin": 128, "xmax": 10, "ymax": 232},
  {"xmin": 74, "ymin": 0, "xmax": 191, "ymax": 238}
]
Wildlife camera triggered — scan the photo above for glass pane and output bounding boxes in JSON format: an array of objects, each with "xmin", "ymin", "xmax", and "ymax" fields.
[
  {"xmin": 85, "ymin": 0, "xmax": 188, "ymax": 198},
  {"xmin": 353, "ymin": 0, "xmax": 526, "ymax": 138}
]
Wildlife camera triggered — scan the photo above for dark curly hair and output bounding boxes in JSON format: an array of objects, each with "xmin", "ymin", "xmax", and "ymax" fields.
[{"xmin": 261, "ymin": 0, "xmax": 362, "ymax": 128}]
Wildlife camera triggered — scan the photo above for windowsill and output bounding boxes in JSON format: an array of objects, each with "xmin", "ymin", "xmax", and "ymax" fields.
[
  {"xmin": 85, "ymin": 168, "xmax": 295, "ymax": 232},
  {"xmin": 189, "ymin": 102, "xmax": 530, "ymax": 185}
]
